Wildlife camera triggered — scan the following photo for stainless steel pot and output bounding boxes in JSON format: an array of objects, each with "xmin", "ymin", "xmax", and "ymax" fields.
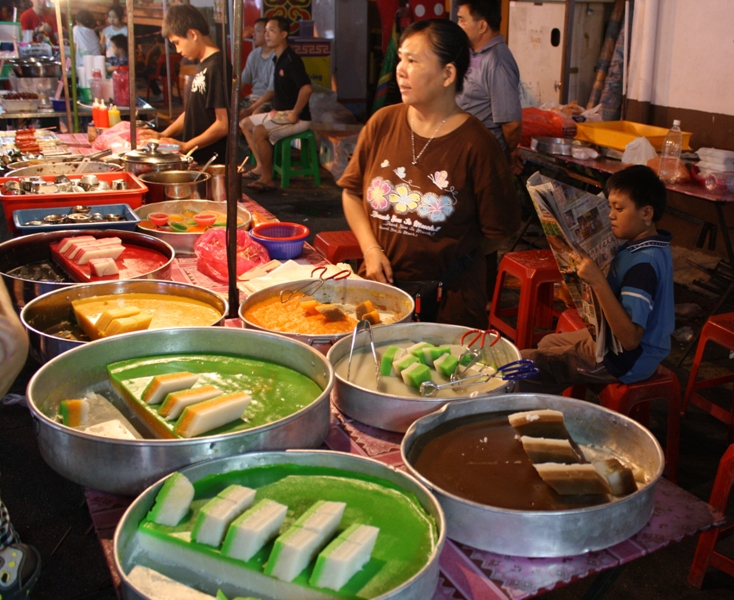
[
  {"xmin": 401, "ymin": 393, "xmax": 664, "ymax": 557},
  {"xmin": 114, "ymin": 451, "xmax": 445, "ymax": 600},
  {"xmin": 120, "ymin": 140, "xmax": 193, "ymax": 176},
  {"xmin": 11, "ymin": 58, "xmax": 62, "ymax": 78},
  {"xmin": 138, "ymin": 170, "xmax": 211, "ymax": 204},
  {"xmin": 21, "ymin": 279, "xmax": 228, "ymax": 363},
  {"xmin": 240, "ymin": 278, "xmax": 414, "ymax": 352},
  {"xmin": 327, "ymin": 323, "xmax": 522, "ymax": 432},
  {"xmin": 26, "ymin": 327, "xmax": 334, "ymax": 495},
  {"xmin": 0, "ymin": 229, "xmax": 175, "ymax": 314}
]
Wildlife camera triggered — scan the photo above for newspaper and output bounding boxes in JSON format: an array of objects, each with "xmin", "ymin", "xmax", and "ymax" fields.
[{"xmin": 525, "ymin": 172, "xmax": 623, "ymax": 362}]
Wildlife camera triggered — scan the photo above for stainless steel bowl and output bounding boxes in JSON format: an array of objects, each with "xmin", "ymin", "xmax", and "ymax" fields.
[
  {"xmin": 327, "ymin": 323, "xmax": 522, "ymax": 432},
  {"xmin": 114, "ymin": 450, "xmax": 445, "ymax": 600},
  {"xmin": 21, "ymin": 280, "xmax": 228, "ymax": 363},
  {"xmin": 401, "ymin": 393, "xmax": 664, "ymax": 557},
  {"xmin": 240, "ymin": 278, "xmax": 415, "ymax": 352},
  {"xmin": 138, "ymin": 170, "xmax": 211, "ymax": 204},
  {"xmin": 6, "ymin": 162, "xmax": 122, "ymax": 177},
  {"xmin": 135, "ymin": 200, "xmax": 251, "ymax": 255},
  {"xmin": 26, "ymin": 327, "xmax": 334, "ymax": 495},
  {"xmin": 0, "ymin": 229, "xmax": 175, "ymax": 314}
]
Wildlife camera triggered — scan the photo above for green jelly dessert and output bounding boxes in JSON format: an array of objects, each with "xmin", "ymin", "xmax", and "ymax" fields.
[
  {"xmin": 134, "ymin": 464, "xmax": 438, "ymax": 599},
  {"xmin": 108, "ymin": 353, "xmax": 323, "ymax": 439}
]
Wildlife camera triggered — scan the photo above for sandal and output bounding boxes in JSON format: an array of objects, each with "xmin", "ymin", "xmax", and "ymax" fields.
[
  {"xmin": 0, "ymin": 544, "xmax": 41, "ymax": 600},
  {"xmin": 246, "ymin": 181, "xmax": 277, "ymax": 193},
  {"xmin": 241, "ymin": 170, "xmax": 261, "ymax": 180}
]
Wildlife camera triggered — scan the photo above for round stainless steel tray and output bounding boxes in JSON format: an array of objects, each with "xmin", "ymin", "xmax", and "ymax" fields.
[
  {"xmin": 27, "ymin": 327, "xmax": 334, "ymax": 495},
  {"xmin": 114, "ymin": 450, "xmax": 445, "ymax": 600},
  {"xmin": 401, "ymin": 393, "xmax": 664, "ymax": 557}
]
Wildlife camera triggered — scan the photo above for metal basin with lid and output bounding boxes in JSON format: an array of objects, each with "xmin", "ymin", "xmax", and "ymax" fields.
[
  {"xmin": 138, "ymin": 169, "xmax": 210, "ymax": 204},
  {"xmin": 401, "ymin": 393, "xmax": 664, "ymax": 557},
  {"xmin": 120, "ymin": 139, "xmax": 193, "ymax": 176}
]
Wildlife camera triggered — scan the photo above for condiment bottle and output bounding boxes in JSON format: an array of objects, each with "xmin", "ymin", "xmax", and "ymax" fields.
[
  {"xmin": 112, "ymin": 66, "xmax": 130, "ymax": 107},
  {"xmin": 92, "ymin": 98, "xmax": 100, "ymax": 126},
  {"xmin": 97, "ymin": 101, "xmax": 110, "ymax": 128},
  {"xmin": 108, "ymin": 104, "xmax": 121, "ymax": 126}
]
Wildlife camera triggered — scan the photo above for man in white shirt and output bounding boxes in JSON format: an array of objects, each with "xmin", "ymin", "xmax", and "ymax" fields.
[{"xmin": 238, "ymin": 18, "xmax": 275, "ymax": 119}]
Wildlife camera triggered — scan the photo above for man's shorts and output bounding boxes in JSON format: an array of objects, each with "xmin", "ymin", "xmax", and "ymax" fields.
[{"xmin": 249, "ymin": 111, "xmax": 311, "ymax": 144}]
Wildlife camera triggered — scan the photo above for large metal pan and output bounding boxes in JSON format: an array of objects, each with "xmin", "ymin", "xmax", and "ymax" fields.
[
  {"xmin": 327, "ymin": 323, "xmax": 522, "ymax": 432},
  {"xmin": 20, "ymin": 279, "xmax": 227, "ymax": 363},
  {"xmin": 240, "ymin": 278, "xmax": 414, "ymax": 352},
  {"xmin": 115, "ymin": 450, "xmax": 445, "ymax": 600},
  {"xmin": 135, "ymin": 200, "xmax": 251, "ymax": 255},
  {"xmin": 0, "ymin": 229, "xmax": 175, "ymax": 314},
  {"xmin": 401, "ymin": 393, "xmax": 664, "ymax": 557},
  {"xmin": 138, "ymin": 170, "xmax": 211, "ymax": 204},
  {"xmin": 26, "ymin": 327, "xmax": 333, "ymax": 495}
]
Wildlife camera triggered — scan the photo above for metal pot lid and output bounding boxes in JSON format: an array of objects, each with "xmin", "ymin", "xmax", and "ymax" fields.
[{"xmin": 121, "ymin": 139, "xmax": 189, "ymax": 165}]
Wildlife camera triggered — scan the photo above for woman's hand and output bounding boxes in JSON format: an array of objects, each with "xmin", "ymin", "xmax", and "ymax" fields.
[
  {"xmin": 138, "ymin": 128, "xmax": 160, "ymax": 140},
  {"xmin": 570, "ymin": 248, "xmax": 605, "ymax": 288},
  {"xmin": 363, "ymin": 248, "xmax": 393, "ymax": 284}
]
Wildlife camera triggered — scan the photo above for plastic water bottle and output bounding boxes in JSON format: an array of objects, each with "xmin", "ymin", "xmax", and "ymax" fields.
[{"xmin": 659, "ymin": 120, "xmax": 683, "ymax": 184}]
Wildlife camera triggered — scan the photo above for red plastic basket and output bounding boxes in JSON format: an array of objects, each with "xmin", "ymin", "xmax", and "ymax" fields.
[{"xmin": 249, "ymin": 222, "xmax": 309, "ymax": 260}]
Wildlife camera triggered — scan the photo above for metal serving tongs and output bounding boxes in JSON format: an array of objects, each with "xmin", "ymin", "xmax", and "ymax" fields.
[
  {"xmin": 451, "ymin": 328, "xmax": 502, "ymax": 382},
  {"xmin": 420, "ymin": 359, "xmax": 539, "ymax": 398},
  {"xmin": 346, "ymin": 319, "xmax": 380, "ymax": 387},
  {"xmin": 279, "ymin": 266, "xmax": 351, "ymax": 303}
]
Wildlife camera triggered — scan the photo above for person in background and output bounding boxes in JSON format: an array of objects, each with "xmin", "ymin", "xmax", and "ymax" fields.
[
  {"xmin": 238, "ymin": 17, "xmax": 274, "ymax": 118},
  {"xmin": 73, "ymin": 9, "xmax": 102, "ymax": 70},
  {"xmin": 240, "ymin": 16, "xmax": 312, "ymax": 193},
  {"xmin": 107, "ymin": 33, "xmax": 128, "ymax": 71},
  {"xmin": 19, "ymin": 0, "xmax": 57, "ymax": 43},
  {"xmin": 139, "ymin": 4, "xmax": 231, "ymax": 166},
  {"xmin": 456, "ymin": 0, "xmax": 523, "ymax": 307},
  {"xmin": 0, "ymin": 279, "xmax": 40, "ymax": 600},
  {"xmin": 0, "ymin": 1, "xmax": 14, "ymax": 23},
  {"xmin": 520, "ymin": 165, "xmax": 674, "ymax": 393},
  {"xmin": 100, "ymin": 4, "xmax": 127, "ymax": 60},
  {"xmin": 338, "ymin": 19, "xmax": 519, "ymax": 328}
]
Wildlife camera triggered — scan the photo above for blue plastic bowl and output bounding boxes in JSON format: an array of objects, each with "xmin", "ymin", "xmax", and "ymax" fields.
[
  {"xmin": 52, "ymin": 98, "xmax": 66, "ymax": 112},
  {"xmin": 249, "ymin": 222, "xmax": 309, "ymax": 260}
]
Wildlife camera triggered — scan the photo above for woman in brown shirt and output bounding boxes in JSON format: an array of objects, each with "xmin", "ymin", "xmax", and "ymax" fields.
[{"xmin": 338, "ymin": 19, "xmax": 519, "ymax": 328}]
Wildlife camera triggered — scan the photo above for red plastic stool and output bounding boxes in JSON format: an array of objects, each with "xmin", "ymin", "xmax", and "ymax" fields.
[
  {"xmin": 555, "ymin": 307, "xmax": 586, "ymax": 334},
  {"xmin": 489, "ymin": 249, "xmax": 563, "ymax": 349},
  {"xmin": 313, "ymin": 230, "xmax": 362, "ymax": 264},
  {"xmin": 681, "ymin": 312, "xmax": 734, "ymax": 442},
  {"xmin": 688, "ymin": 443, "xmax": 734, "ymax": 588}
]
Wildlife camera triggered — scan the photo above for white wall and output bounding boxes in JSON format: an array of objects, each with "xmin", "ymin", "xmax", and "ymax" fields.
[{"xmin": 650, "ymin": 0, "xmax": 734, "ymax": 115}]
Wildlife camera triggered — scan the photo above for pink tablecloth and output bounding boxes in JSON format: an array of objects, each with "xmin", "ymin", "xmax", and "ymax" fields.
[{"xmin": 86, "ymin": 403, "xmax": 721, "ymax": 600}]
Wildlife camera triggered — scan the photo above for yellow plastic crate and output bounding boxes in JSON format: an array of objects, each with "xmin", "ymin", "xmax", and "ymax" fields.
[{"xmin": 575, "ymin": 120, "xmax": 692, "ymax": 152}]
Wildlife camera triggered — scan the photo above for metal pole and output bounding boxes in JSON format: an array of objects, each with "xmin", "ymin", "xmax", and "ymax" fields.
[
  {"xmin": 126, "ymin": 0, "xmax": 136, "ymax": 149},
  {"xmin": 54, "ymin": 0, "xmax": 72, "ymax": 130},
  {"xmin": 226, "ymin": 0, "xmax": 243, "ymax": 318},
  {"xmin": 559, "ymin": 0, "xmax": 576, "ymax": 105},
  {"xmin": 65, "ymin": 0, "xmax": 78, "ymax": 132},
  {"xmin": 163, "ymin": 0, "xmax": 172, "ymax": 118}
]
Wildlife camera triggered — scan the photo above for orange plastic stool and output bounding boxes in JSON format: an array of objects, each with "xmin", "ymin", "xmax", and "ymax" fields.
[
  {"xmin": 313, "ymin": 230, "xmax": 362, "ymax": 264},
  {"xmin": 489, "ymin": 249, "xmax": 563, "ymax": 350},
  {"xmin": 688, "ymin": 443, "xmax": 734, "ymax": 588},
  {"xmin": 681, "ymin": 312, "xmax": 734, "ymax": 442}
]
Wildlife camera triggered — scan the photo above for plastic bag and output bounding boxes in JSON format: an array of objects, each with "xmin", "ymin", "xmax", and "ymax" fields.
[
  {"xmin": 646, "ymin": 155, "xmax": 691, "ymax": 183},
  {"xmin": 194, "ymin": 229, "xmax": 270, "ymax": 283},
  {"xmin": 521, "ymin": 107, "xmax": 576, "ymax": 146},
  {"xmin": 621, "ymin": 136, "xmax": 658, "ymax": 165},
  {"xmin": 91, "ymin": 121, "xmax": 150, "ymax": 152}
]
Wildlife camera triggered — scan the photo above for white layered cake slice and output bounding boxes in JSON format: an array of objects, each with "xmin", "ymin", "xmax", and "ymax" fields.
[
  {"xmin": 264, "ymin": 501, "xmax": 346, "ymax": 582},
  {"xmin": 148, "ymin": 472, "xmax": 195, "ymax": 526},
  {"xmin": 159, "ymin": 386, "xmax": 223, "ymax": 420},
  {"xmin": 191, "ymin": 485, "xmax": 256, "ymax": 547},
  {"xmin": 143, "ymin": 372, "xmax": 200, "ymax": 405},
  {"xmin": 310, "ymin": 523, "xmax": 379, "ymax": 591},
  {"xmin": 58, "ymin": 235, "xmax": 95, "ymax": 254},
  {"xmin": 173, "ymin": 392, "xmax": 252, "ymax": 438},
  {"xmin": 89, "ymin": 257, "xmax": 119, "ymax": 277},
  {"xmin": 221, "ymin": 499, "xmax": 288, "ymax": 563}
]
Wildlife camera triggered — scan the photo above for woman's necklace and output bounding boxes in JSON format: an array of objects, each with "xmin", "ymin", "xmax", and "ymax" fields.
[{"xmin": 410, "ymin": 113, "xmax": 450, "ymax": 165}]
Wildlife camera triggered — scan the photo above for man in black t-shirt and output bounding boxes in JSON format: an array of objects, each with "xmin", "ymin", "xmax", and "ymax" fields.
[
  {"xmin": 140, "ymin": 5, "xmax": 231, "ymax": 165},
  {"xmin": 240, "ymin": 16, "xmax": 312, "ymax": 192}
]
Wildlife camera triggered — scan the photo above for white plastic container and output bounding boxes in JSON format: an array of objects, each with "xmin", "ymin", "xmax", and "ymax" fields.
[{"xmin": 697, "ymin": 147, "xmax": 734, "ymax": 171}]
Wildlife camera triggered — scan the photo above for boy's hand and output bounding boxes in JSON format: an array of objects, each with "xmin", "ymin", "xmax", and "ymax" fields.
[{"xmin": 570, "ymin": 248, "xmax": 606, "ymax": 288}]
